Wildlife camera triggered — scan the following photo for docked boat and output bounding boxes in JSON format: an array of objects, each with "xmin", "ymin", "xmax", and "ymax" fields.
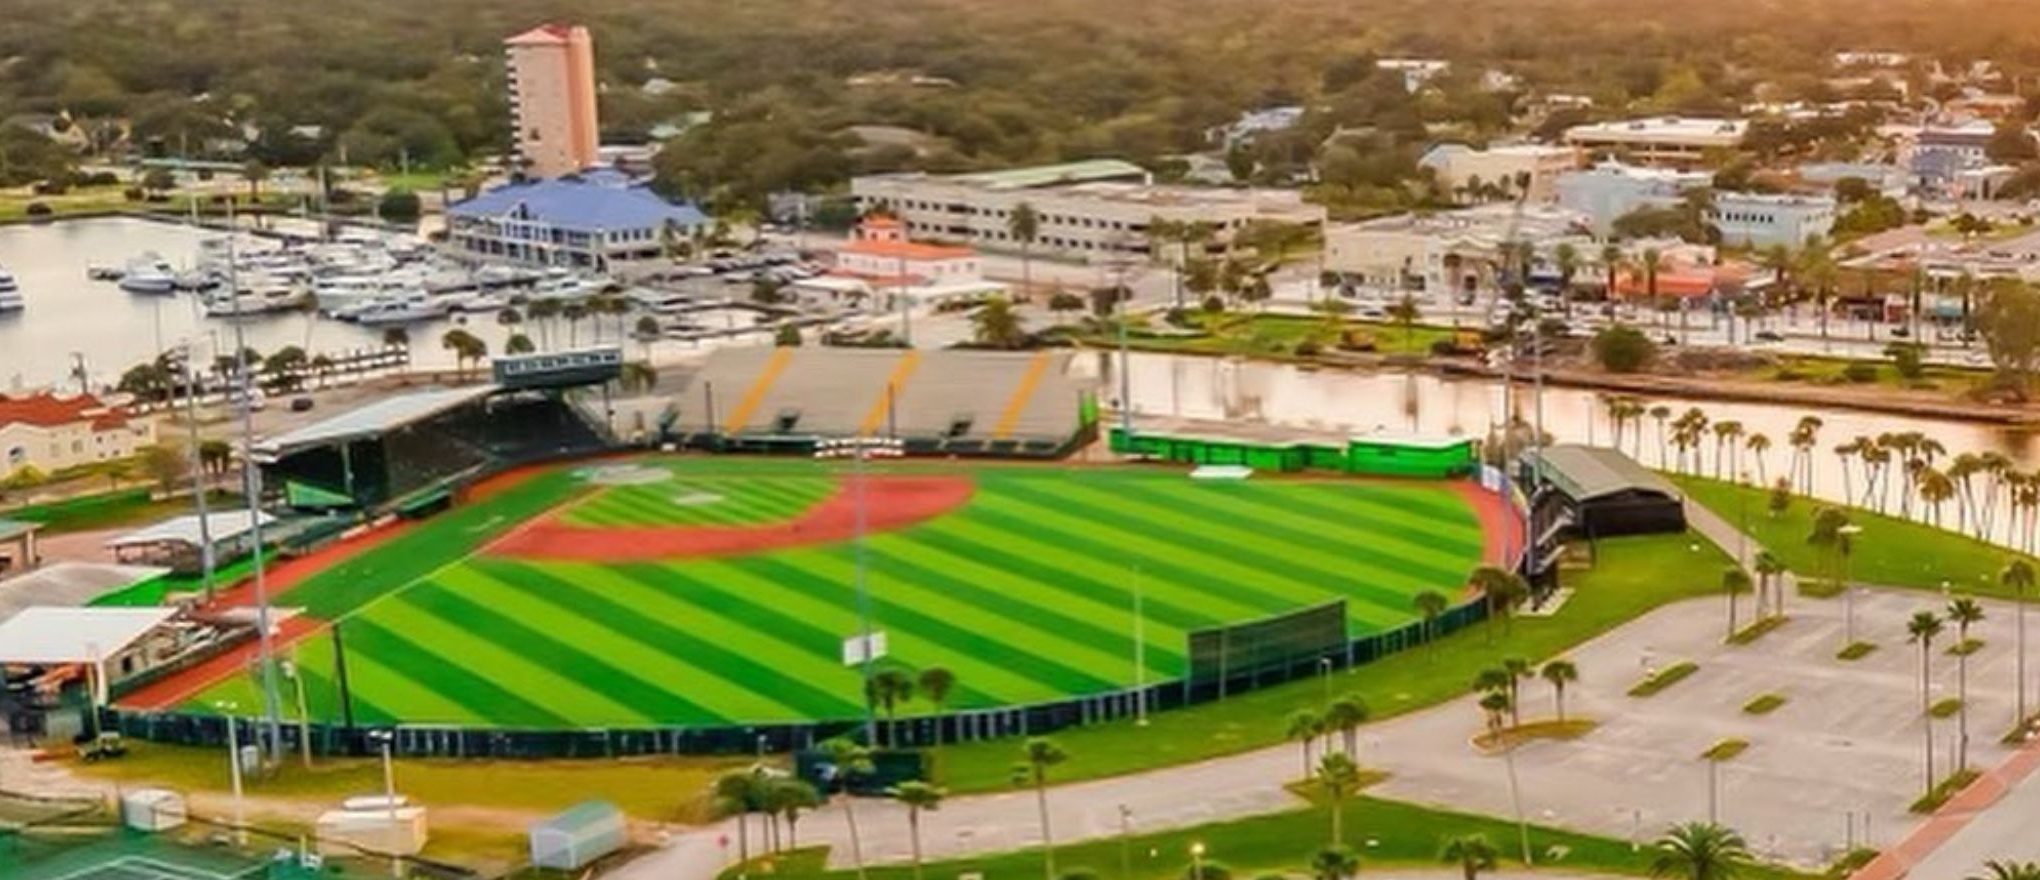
[
  {"xmin": 204, "ymin": 275, "xmax": 306, "ymax": 318},
  {"xmin": 118, "ymin": 254, "xmax": 178, "ymax": 294},
  {"xmin": 524, "ymin": 269, "xmax": 608, "ymax": 302},
  {"xmin": 0, "ymin": 267, "xmax": 23, "ymax": 312},
  {"xmin": 351, "ymin": 291, "xmax": 449, "ymax": 325}
]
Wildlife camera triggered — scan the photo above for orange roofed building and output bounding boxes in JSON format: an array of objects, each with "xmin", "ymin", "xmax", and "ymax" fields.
[
  {"xmin": 1612, "ymin": 255, "xmax": 1753, "ymax": 300},
  {"xmin": 0, "ymin": 392, "xmax": 156, "ymax": 478},
  {"xmin": 796, "ymin": 217, "xmax": 1003, "ymax": 311}
]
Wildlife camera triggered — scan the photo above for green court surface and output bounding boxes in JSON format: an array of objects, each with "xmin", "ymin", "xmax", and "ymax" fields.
[
  {"xmin": 8, "ymin": 831, "xmax": 353, "ymax": 880},
  {"xmin": 194, "ymin": 458, "xmax": 1490, "ymax": 728}
]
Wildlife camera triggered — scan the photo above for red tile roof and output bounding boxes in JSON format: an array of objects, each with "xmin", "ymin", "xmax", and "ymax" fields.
[
  {"xmin": 0, "ymin": 392, "xmax": 127, "ymax": 430},
  {"xmin": 841, "ymin": 238, "xmax": 978, "ymax": 261},
  {"xmin": 505, "ymin": 24, "xmax": 575, "ymax": 46}
]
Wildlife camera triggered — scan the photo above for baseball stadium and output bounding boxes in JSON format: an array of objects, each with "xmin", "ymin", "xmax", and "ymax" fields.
[{"xmin": 101, "ymin": 347, "xmax": 1518, "ymax": 756}]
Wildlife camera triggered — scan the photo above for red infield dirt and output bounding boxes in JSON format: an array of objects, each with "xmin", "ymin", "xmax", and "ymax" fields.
[{"xmin": 485, "ymin": 474, "xmax": 976, "ymax": 561}]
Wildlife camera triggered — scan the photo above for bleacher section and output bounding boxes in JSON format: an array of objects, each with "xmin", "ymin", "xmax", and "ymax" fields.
[
  {"xmin": 261, "ymin": 387, "xmax": 612, "ymax": 513},
  {"xmin": 669, "ymin": 347, "xmax": 1092, "ymax": 457}
]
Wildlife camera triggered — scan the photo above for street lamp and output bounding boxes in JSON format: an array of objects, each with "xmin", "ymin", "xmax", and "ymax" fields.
[
  {"xmin": 1839, "ymin": 524, "xmax": 1865, "ymax": 646},
  {"xmin": 816, "ymin": 436, "xmax": 905, "ymax": 745},
  {"xmin": 365, "ymin": 729, "xmax": 401, "ymax": 878},
  {"xmin": 1190, "ymin": 841, "xmax": 1206, "ymax": 880},
  {"xmin": 214, "ymin": 700, "xmax": 246, "ymax": 845},
  {"xmin": 1118, "ymin": 806, "xmax": 1135, "ymax": 879}
]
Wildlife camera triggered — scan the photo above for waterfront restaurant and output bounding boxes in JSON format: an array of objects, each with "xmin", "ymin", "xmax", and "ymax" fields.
[{"xmin": 446, "ymin": 169, "xmax": 711, "ymax": 269}]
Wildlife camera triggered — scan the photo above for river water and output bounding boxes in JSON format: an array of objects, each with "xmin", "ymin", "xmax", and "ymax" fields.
[
  {"xmin": 0, "ymin": 217, "xmax": 669, "ymax": 390},
  {"xmin": 1087, "ymin": 350, "xmax": 2040, "ymax": 548}
]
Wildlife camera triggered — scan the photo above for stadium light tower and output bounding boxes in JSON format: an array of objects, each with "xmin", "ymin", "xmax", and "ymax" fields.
[
  {"xmin": 815, "ymin": 435, "xmax": 905, "ymax": 746},
  {"xmin": 224, "ymin": 201, "xmax": 287, "ymax": 767}
]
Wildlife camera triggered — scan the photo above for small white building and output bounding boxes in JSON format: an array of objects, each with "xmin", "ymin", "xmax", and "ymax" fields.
[
  {"xmin": 793, "ymin": 217, "xmax": 1004, "ymax": 312},
  {"xmin": 1707, "ymin": 192, "xmax": 1837, "ymax": 250},
  {"xmin": 1323, "ymin": 204, "xmax": 1593, "ymax": 296},
  {"xmin": 0, "ymin": 393, "xmax": 156, "ymax": 479},
  {"xmin": 1378, "ymin": 59, "xmax": 1451, "ymax": 93},
  {"xmin": 1564, "ymin": 116, "xmax": 1749, "ymax": 168},
  {"xmin": 107, "ymin": 510, "xmax": 276, "ymax": 575},
  {"xmin": 0, "ymin": 606, "xmax": 183, "ymax": 696}
]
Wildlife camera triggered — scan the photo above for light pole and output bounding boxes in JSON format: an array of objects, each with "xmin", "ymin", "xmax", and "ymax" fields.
[
  {"xmin": 1839, "ymin": 524, "xmax": 1864, "ymax": 646},
  {"xmin": 815, "ymin": 436, "xmax": 904, "ymax": 745},
  {"xmin": 1503, "ymin": 741, "xmax": 1533, "ymax": 867},
  {"xmin": 214, "ymin": 700, "xmax": 246, "ymax": 845},
  {"xmin": 178, "ymin": 340, "xmax": 217, "ymax": 603},
  {"xmin": 1118, "ymin": 805, "xmax": 1134, "ymax": 879},
  {"xmin": 1190, "ymin": 841, "xmax": 1206, "ymax": 880},
  {"xmin": 282, "ymin": 655, "xmax": 312, "ymax": 769},
  {"xmin": 225, "ymin": 200, "xmax": 286, "ymax": 766},
  {"xmin": 1132, "ymin": 566, "xmax": 1148, "ymax": 727},
  {"xmin": 1319, "ymin": 656, "xmax": 1333, "ymax": 708},
  {"xmin": 367, "ymin": 729, "xmax": 400, "ymax": 878}
]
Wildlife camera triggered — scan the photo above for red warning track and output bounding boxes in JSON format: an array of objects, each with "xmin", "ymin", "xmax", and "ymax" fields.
[
  {"xmin": 485, "ymin": 474, "xmax": 977, "ymax": 561},
  {"xmin": 1452, "ymin": 480, "xmax": 1525, "ymax": 569}
]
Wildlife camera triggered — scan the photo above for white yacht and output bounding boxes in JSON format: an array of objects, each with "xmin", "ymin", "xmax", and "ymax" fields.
[
  {"xmin": 525, "ymin": 268, "xmax": 607, "ymax": 302},
  {"xmin": 204, "ymin": 275, "xmax": 305, "ymax": 318},
  {"xmin": 118, "ymin": 253, "xmax": 178, "ymax": 294},
  {"xmin": 0, "ymin": 267, "xmax": 23, "ymax": 312},
  {"xmin": 352, "ymin": 290, "xmax": 449, "ymax": 325}
]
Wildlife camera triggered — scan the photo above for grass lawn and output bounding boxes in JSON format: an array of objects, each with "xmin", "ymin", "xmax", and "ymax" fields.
[
  {"xmin": 0, "ymin": 185, "xmax": 134, "ymax": 222},
  {"xmin": 1748, "ymin": 354, "xmax": 1983, "ymax": 394},
  {"xmin": 64, "ymin": 738, "xmax": 751, "ymax": 824},
  {"xmin": 1084, "ymin": 314, "xmax": 1453, "ymax": 359},
  {"xmin": 1, "ymin": 487, "xmax": 241, "ymax": 535},
  {"xmin": 735, "ymin": 792, "xmax": 1809, "ymax": 880},
  {"xmin": 936, "ymin": 531, "xmax": 1736, "ymax": 793},
  {"xmin": 195, "ymin": 459, "xmax": 1488, "ymax": 730},
  {"xmin": 1670, "ymin": 474, "xmax": 2027, "ymax": 595}
]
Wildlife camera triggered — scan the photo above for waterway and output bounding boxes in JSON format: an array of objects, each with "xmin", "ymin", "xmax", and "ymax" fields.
[
  {"xmin": 0, "ymin": 217, "xmax": 687, "ymax": 390},
  {"xmin": 1087, "ymin": 350, "xmax": 2040, "ymax": 548}
]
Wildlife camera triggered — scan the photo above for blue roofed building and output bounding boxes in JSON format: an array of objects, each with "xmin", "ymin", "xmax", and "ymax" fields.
[{"xmin": 446, "ymin": 169, "xmax": 711, "ymax": 268}]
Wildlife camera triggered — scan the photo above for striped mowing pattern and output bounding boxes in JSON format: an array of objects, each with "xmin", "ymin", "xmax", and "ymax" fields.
[{"xmin": 193, "ymin": 461, "xmax": 1485, "ymax": 727}]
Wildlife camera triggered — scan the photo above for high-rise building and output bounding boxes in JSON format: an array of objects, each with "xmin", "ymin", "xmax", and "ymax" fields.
[{"xmin": 504, "ymin": 24, "xmax": 599, "ymax": 179}]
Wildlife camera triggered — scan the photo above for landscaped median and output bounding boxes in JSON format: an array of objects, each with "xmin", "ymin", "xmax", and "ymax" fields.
[
  {"xmin": 718, "ymin": 793, "xmax": 1812, "ymax": 880},
  {"xmin": 936, "ymin": 531, "xmax": 1738, "ymax": 792}
]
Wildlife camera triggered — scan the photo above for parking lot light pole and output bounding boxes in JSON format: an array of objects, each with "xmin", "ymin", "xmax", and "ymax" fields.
[
  {"xmin": 214, "ymin": 701, "xmax": 247, "ymax": 844},
  {"xmin": 1839, "ymin": 524, "xmax": 1865, "ymax": 646}
]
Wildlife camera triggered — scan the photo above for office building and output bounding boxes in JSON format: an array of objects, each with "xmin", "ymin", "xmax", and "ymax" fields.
[
  {"xmin": 1707, "ymin": 192, "xmax": 1837, "ymax": 250},
  {"xmin": 1555, "ymin": 163, "xmax": 1711, "ymax": 237},
  {"xmin": 1563, "ymin": 116, "xmax": 1748, "ymax": 168},
  {"xmin": 850, "ymin": 160, "xmax": 1326, "ymax": 260},
  {"xmin": 505, "ymin": 24, "xmax": 601, "ymax": 178}
]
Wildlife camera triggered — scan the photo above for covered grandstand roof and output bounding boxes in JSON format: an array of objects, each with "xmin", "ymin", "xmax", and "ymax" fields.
[
  {"xmin": 255, "ymin": 386, "xmax": 497, "ymax": 458},
  {"xmin": 0, "ymin": 607, "xmax": 176, "ymax": 664},
  {"xmin": 1523, "ymin": 444, "xmax": 1679, "ymax": 502},
  {"xmin": 0, "ymin": 562, "xmax": 167, "ymax": 624},
  {"xmin": 107, "ymin": 510, "xmax": 275, "ymax": 549}
]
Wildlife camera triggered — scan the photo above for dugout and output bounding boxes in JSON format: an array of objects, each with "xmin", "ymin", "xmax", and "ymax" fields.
[{"xmin": 1520, "ymin": 444, "xmax": 1685, "ymax": 542}]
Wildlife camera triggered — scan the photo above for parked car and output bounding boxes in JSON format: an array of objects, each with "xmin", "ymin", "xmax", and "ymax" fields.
[{"xmin": 290, "ymin": 397, "xmax": 315, "ymax": 413}]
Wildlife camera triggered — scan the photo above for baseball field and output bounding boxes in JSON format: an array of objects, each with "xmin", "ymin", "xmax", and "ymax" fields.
[{"xmin": 178, "ymin": 457, "xmax": 1504, "ymax": 729}]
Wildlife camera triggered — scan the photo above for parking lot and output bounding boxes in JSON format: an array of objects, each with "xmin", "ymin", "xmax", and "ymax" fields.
[{"xmin": 1362, "ymin": 587, "xmax": 2031, "ymax": 869}]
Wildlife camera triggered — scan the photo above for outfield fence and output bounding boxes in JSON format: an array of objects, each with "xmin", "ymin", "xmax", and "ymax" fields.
[{"xmin": 98, "ymin": 598, "xmax": 1490, "ymax": 761}]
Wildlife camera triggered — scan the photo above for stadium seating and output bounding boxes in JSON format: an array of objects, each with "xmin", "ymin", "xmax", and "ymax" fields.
[{"xmin": 668, "ymin": 347, "xmax": 1090, "ymax": 457}]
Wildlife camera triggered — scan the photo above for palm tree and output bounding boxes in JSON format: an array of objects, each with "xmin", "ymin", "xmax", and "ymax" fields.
[
  {"xmin": 1477, "ymin": 690, "xmax": 1512, "ymax": 736},
  {"xmin": 1948, "ymin": 596, "xmax": 1986, "ymax": 771},
  {"xmin": 971, "ymin": 296, "xmax": 1028, "ymax": 349},
  {"xmin": 1971, "ymin": 860, "xmax": 2040, "ymax": 880},
  {"xmin": 1640, "ymin": 247, "xmax": 1664, "ymax": 329},
  {"xmin": 440, "ymin": 328, "xmax": 486, "ymax": 380},
  {"xmin": 1287, "ymin": 710, "xmax": 1325, "ymax": 775},
  {"xmin": 1014, "ymin": 737, "xmax": 1067, "ymax": 880},
  {"xmin": 867, "ymin": 668, "xmax": 915, "ymax": 747},
  {"xmin": 1649, "ymin": 405, "xmax": 1673, "ymax": 467},
  {"xmin": 527, "ymin": 298, "xmax": 562, "ymax": 350},
  {"xmin": 713, "ymin": 768, "xmax": 765, "ymax": 865},
  {"xmin": 1324, "ymin": 696, "xmax": 1369, "ymax": 757},
  {"xmin": 1649, "ymin": 822, "xmax": 1752, "ymax": 880},
  {"xmin": 1414, "ymin": 590, "xmax": 1449, "ymax": 656},
  {"xmin": 1754, "ymin": 552, "xmax": 1787, "ymax": 620},
  {"xmin": 1721, "ymin": 567, "xmax": 1753, "ymax": 642},
  {"xmin": 1541, "ymin": 659, "xmax": 1579, "ymax": 722},
  {"xmin": 1909, "ymin": 610, "xmax": 1946, "ymax": 796},
  {"xmin": 562, "ymin": 301, "xmax": 589, "ymax": 347},
  {"xmin": 1807, "ymin": 506, "xmax": 1853, "ymax": 594},
  {"xmin": 381, "ymin": 326, "xmax": 410, "ymax": 350},
  {"xmin": 918, "ymin": 666, "xmax": 956, "ymax": 756},
  {"xmin": 2007, "ymin": 559, "xmax": 2036, "ymax": 726},
  {"xmin": 1502, "ymin": 656, "xmax": 1533, "ymax": 726},
  {"xmin": 1554, "ymin": 243, "xmax": 1579, "ymax": 319},
  {"xmin": 1440, "ymin": 834, "xmax": 1499, "ymax": 880},
  {"xmin": 1470, "ymin": 566, "xmax": 1529, "ymax": 642},
  {"xmin": 819, "ymin": 738, "xmax": 875, "ymax": 880},
  {"xmin": 1386, "ymin": 294, "xmax": 1422, "ymax": 350},
  {"xmin": 771, "ymin": 777, "xmax": 822, "ymax": 849},
  {"xmin": 1316, "ymin": 752, "xmax": 1362, "ymax": 846},
  {"xmin": 888, "ymin": 781, "xmax": 946, "ymax": 880},
  {"xmin": 1010, "ymin": 203, "xmax": 1041, "ymax": 299},
  {"xmin": 1309, "ymin": 845, "xmax": 1360, "ymax": 880},
  {"xmin": 506, "ymin": 333, "xmax": 536, "ymax": 355},
  {"xmin": 1745, "ymin": 433, "xmax": 1772, "ymax": 486}
]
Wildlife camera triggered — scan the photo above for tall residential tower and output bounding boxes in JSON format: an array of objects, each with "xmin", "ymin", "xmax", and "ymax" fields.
[{"xmin": 504, "ymin": 24, "xmax": 599, "ymax": 178}]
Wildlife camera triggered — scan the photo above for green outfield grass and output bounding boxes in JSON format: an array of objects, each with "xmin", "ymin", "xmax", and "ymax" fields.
[{"xmin": 195, "ymin": 458, "xmax": 1490, "ymax": 728}]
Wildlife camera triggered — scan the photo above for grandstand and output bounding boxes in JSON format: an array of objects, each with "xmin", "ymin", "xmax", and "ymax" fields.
[
  {"xmin": 258, "ymin": 358, "xmax": 619, "ymax": 514},
  {"xmin": 666, "ymin": 347, "xmax": 1094, "ymax": 457}
]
